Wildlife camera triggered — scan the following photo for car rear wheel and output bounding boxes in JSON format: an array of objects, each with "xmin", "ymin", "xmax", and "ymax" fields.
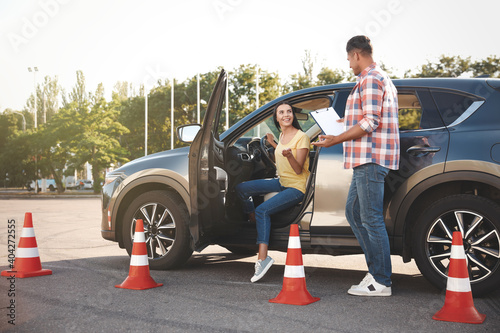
[
  {"xmin": 122, "ymin": 190, "xmax": 193, "ymax": 270},
  {"xmin": 413, "ymin": 194, "xmax": 500, "ymax": 296}
]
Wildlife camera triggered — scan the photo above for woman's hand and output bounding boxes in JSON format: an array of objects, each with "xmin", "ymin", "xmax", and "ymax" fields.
[
  {"xmin": 266, "ymin": 133, "xmax": 277, "ymax": 149},
  {"xmin": 282, "ymin": 147, "xmax": 308, "ymax": 174},
  {"xmin": 281, "ymin": 148, "xmax": 292, "ymax": 158}
]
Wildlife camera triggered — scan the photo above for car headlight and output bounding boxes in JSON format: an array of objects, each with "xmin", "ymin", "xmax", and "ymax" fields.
[{"xmin": 103, "ymin": 173, "xmax": 123, "ymax": 186}]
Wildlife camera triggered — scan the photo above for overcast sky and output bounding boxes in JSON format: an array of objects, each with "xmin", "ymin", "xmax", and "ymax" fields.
[{"xmin": 1, "ymin": 0, "xmax": 499, "ymax": 112}]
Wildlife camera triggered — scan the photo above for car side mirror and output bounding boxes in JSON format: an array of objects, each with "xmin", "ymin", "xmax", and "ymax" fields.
[{"xmin": 177, "ymin": 124, "xmax": 201, "ymax": 143}]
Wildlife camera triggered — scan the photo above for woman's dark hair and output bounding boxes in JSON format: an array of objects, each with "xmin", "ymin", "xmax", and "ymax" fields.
[{"xmin": 272, "ymin": 101, "xmax": 302, "ymax": 132}]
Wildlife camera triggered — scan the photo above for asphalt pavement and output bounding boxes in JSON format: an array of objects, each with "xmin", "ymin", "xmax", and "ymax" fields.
[{"xmin": 0, "ymin": 198, "xmax": 499, "ymax": 332}]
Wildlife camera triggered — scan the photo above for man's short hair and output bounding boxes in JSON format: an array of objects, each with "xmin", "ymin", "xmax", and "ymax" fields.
[{"xmin": 346, "ymin": 35, "xmax": 373, "ymax": 56}]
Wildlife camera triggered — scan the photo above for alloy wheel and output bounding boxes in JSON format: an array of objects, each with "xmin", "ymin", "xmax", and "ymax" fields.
[
  {"xmin": 426, "ymin": 209, "xmax": 500, "ymax": 283},
  {"xmin": 130, "ymin": 202, "xmax": 176, "ymax": 260}
]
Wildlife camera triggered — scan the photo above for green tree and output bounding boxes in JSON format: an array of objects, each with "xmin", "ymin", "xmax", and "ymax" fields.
[
  {"xmin": 406, "ymin": 55, "xmax": 500, "ymax": 78},
  {"xmin": 407, "ymin": 55, "xmax": 471, "ymax": 78},
  {"xmin": 118, "ymin": 70, "xmax": 223, "ymax": 160},
  {"xmin": 287, "ymin": 50, "xmax": 316, "ymax": 91},
  {"xmin": 67, "ymin": 80, "xmax": 130, "ymax": 193},
  {"xmin": 113, "ymin": 81, "xmax": 130, "ymax": 101},
  {"xmin": 0, "ymin": 111, "xmax": 21, "ymax": 147},
  {"xmin": 0, "ymin": 111, "xmax": 32, "ymax": 187},
  {"xmin": 34, "ymin": 119, "xmax": 72, "ymax": 193},
  {"xmin": 0, "ymin": 131, "xmax": 35, "ymax": 188},
  {"xmin": 470, "ymin": 56, "xmax": 500, "ymax": 78},
  {"xmin": 117, "ymin": 95, "xmax": 147, "ymax": 160},
  {"xmin": 316, "ymin": 67, "xmax": 347, "ymax": 85},
  {"xmin": 25, "ymin": 75, "xmax": 60, "ymax": 126}
]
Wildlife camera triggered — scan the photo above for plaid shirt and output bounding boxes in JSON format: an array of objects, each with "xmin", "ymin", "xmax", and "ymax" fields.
[{"xmin": 343, "ymin": 63, "xmax": 400, "ymax": 170}]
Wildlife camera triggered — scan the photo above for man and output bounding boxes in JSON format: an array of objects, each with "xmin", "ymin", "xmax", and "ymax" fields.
[{"xmin": 312, "ymin": 35, "xmax": 399, "ymax": 296}]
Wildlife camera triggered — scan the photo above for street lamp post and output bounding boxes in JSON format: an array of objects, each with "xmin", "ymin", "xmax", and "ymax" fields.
[
  {"xmin": 28, "ymin": 66, "xmax": 39, "ymax": 193},
  {"xmin": 171, "ymin": 78, "xmax": 174, "ymax": 150},
  {"xmin": 145, "ymin": 89, "xmax": 148, "ymax": 156},
  {"xmin": 13, "ymin": 111, "xmax": 26, "ymax": 132},
  {"xmin": 28, "ymin": 67, "xmax": 38, "ymax": 128}
]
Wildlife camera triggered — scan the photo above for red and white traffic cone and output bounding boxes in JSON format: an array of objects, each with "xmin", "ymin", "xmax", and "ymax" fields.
[
  {"xmin": 1, "ymin": 212, "xmax": 52, "ymax": 278},
  {"xmin": 115, "ymin": 219, "xmax": 163, "ymax": 290},
  {"xmin": 269, "ymin": 224, "xmax": 320, "ymax": 305},
  {"xmin": 432, "ymin": 231, "xmax": 486, "ymax": 324}
]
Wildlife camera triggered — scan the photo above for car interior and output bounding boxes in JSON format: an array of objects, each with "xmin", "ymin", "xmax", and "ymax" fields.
[
  {"xmin": 222, "ymin": 96, "xmax": 331, "ymax": 229},
  {"xmin": 220, "ymin": 90, "xmax": 431, "ymax": 231}
]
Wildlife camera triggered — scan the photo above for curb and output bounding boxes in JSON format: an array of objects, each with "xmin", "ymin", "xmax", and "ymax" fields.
[{"xmin": 0, "ymin": 194, "xmax": 100, "ymax": 199}]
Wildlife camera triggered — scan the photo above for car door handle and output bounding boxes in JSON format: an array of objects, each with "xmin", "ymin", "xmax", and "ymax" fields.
[{"xmin": 406, "ymin": 145, "xmax": 441, "ymax": 156}]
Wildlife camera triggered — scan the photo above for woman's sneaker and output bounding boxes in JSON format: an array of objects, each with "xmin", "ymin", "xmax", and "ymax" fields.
[
  {"xmin": 251, "ymin": 256, "xmax": 274, "ymax": 283},
  {"xmin": 347, "ymin": 275, "xmax": 391, "ymax": 296}
]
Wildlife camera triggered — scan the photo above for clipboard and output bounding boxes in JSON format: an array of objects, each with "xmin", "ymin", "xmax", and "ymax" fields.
[{"xmin": 310, "ymin": 107, "xmax": 344, "ymax": 135}]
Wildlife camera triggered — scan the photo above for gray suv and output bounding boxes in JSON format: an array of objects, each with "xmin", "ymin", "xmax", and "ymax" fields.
[{"xmin": 101, "ymin": 70, "xmax": 500, "ymax": 296}]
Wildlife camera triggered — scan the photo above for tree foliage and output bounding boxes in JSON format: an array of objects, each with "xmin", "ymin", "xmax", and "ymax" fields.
[
  {"xmin": 406, "ymin": 55, "xmax": 500, "ymax": 78},
  {"xmin": 1, "ymin": 54, "xmax": 500, "ymax": 191}
]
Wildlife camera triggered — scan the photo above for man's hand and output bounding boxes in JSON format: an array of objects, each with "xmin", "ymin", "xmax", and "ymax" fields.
[
  {"xmin": 312, "ymin": 135, "xmax": 339, "ymax": 148},
  {"xmin": 312, "ymin": 123, "xmax": 366, "ymax": 148}
]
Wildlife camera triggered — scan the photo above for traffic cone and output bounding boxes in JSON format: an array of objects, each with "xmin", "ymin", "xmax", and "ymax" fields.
[
  {"xmin": 269, "ymin": 224, "xmax": 320, "ymax": 305},
  {"xmin": 115, "ymin": 219, "xmax": 163, "ymax": 290},
  {"xmin": 432, "ymin": 231, "xmax": 486, "ymax": 324},
  {"xmin": 1, "ymin": 212, "xmax": 52, "ymax": 278}
]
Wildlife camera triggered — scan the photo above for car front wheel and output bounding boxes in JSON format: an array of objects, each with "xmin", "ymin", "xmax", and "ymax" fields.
[
  {"xmin": 413, "ymin": 194, "xmax": 500, "ymax": 296},
  {"xmin": 122, "ymin": 190, "xmax": 193, "ymax": 270}
]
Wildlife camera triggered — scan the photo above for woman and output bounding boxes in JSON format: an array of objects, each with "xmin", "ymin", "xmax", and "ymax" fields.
[{"xmin": 236, "ymin": 101, "xmax": 310, "ymax": 282}]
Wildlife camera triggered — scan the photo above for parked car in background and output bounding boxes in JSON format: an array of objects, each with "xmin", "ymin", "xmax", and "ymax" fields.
[
  {"xmin": 77, "ymin": 179, "xmax": 93, "ymax": 190},
  {"xmin": 27, "ymin": 179, "xmax": 57, "ymax": 192},
  {"xmin": 64, "ymin": 176, "xmax": 78, "ymax": 190},
  {"xmin": 101, "ymin": 70, "xmax": 500, "ymax": 296}
]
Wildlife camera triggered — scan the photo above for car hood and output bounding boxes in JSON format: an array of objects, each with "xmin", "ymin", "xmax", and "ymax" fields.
[{"xmin": 113, "ymin": 146, "xmax": 190, "ymax": 175}]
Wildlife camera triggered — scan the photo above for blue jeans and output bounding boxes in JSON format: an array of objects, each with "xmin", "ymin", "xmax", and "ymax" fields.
[
  {"xmin": 345, "ymin": 163, "xmax": 392, "ymax": 287},
  {"xmin": 235, "ymin": 178, "xmax": 304, "ymax": 245}
]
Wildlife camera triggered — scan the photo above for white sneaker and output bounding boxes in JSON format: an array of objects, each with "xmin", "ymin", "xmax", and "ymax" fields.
[
  {"xmin": 251, "ymin": 256, "xmax": 274, "ymax": 283},
  {"xmin": 348, "ymin": 275, "xmax": 391, "ymax": 297},
  {"xmin": 350, "ymin": 272, "xmax": 373, "ymax": 290}
]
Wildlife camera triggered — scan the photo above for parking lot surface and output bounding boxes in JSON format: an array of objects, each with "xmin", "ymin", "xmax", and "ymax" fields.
[{"xmin": 1, "ymin": 198, "xmax": 499, "ymax": 332}]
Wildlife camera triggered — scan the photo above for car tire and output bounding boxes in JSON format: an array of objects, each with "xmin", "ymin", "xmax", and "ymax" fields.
[
  {"xmin": 412, "ymin": 194, "xmax": 500, "ymax": 296},
  {"xmin": 122, "ymin": 190, "xmax": 193, "ymax": 270}
]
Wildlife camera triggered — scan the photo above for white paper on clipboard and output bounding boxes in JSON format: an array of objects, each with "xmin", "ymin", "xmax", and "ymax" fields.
[{"xmin": 310, "ymin": 107, "xmax": 344, "ymax": 135}]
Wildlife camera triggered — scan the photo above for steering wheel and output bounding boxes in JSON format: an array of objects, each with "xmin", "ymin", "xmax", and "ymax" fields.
[{"xmin": 260, "ymin": 135, "xmax": 276, "ymax": 166}]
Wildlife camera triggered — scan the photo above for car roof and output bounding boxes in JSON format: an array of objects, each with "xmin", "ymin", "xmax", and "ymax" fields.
[
  {"xmin": 222, "ymin": 77, "xmax": 500, "ymax": 140},
  {"xmin": 276, "ymin": 78, "xmax": 499, "ymax": 99}
]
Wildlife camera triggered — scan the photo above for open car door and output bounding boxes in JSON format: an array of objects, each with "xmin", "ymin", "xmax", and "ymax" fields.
[{"xmin": 188, "ymin": 69, "xmax": 228, "ymax": 249}]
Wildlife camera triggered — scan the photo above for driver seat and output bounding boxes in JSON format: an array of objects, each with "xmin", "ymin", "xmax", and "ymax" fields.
[{"xmin": 263, "ymin": 147, "xmax": 316, "ymax": 202}]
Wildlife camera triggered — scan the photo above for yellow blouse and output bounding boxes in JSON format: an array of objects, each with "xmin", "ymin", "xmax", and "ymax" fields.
[{"xmin": 275, "ymin": 130, "xmax": 310, "ymax": 193}]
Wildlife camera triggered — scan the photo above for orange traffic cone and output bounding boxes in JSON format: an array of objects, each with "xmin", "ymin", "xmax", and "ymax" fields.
[
  {"xmin": 269, "ymin": 224, "xmax": 320, "ymax": 305},
  {"xmin": 115, "ymin": 219, "xmax": 163, "ymax": 290},
  {"xmin": 1, "ymin": 212, "xmax": 52, "ymax": 278},
  {"xmin": 432, "ymin": 231, "xmax": 486, "ymax": 324}
]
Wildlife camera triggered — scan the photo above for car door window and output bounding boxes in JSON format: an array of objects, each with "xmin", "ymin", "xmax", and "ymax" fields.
[
  {"xmin": 239, "ymin": 96, "xmax": 333, "ymax": 140},
  {"xmin": 398, "ymin": 92, "xmax": 423, "ymax": 131},
  {"xmin": 431, "ymin": 91, "xmax": 478, "ymax": 126},
  {"xmin": 240, "ymin": 116, "xmax": 278, "ymax": 139},
  {"xmin": 398, "ymin": 90, "xmax": 445, "ymax": 131}
]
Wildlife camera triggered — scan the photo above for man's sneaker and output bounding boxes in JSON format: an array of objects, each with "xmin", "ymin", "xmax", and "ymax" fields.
[
  {"xmin": 350, "ymin": 272, "xmax": 372, "ymax": 290},
  {"xmin": 347, "ymin": 275, "xmax": 391, "ymax": 296},
  {"xmin": 251, "ymin": 256, "xmax": 274, "ymax": 283}
]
